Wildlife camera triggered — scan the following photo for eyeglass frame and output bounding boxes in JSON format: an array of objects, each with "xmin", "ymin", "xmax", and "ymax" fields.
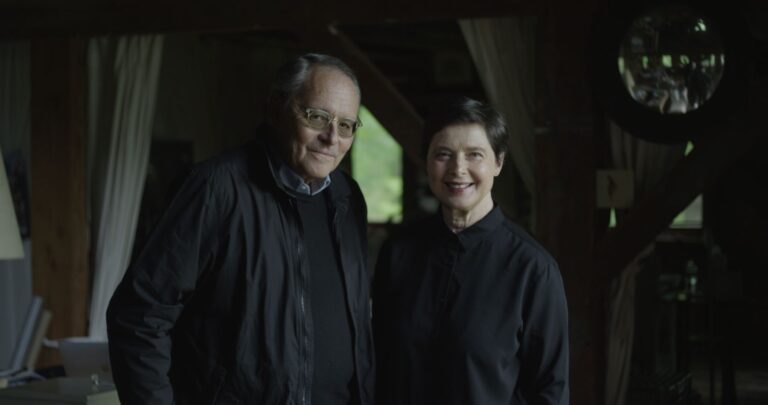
[{"xmin": 296, "ymin": 106, "xmax": 362, "ymax": 138}]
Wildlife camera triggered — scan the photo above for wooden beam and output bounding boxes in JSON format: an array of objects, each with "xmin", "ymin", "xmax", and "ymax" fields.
[
  {"xmin": 595, "ymin": 98, "xmax": 764, "ymax": 282},
  {"xmin": 296, "ymin": 24, "xmax": 424, "ymax": 166},
  {"xmin": 534, "ymin": 1, "xmax": 602, "ymax": 403},
  {"xmin": 0, "ymin": 0, "xmax": 534, "ymax": 38},
  {"xmin": 536, "ymin": 129, "xmax": 601, "ymax": 405},
  {"xmin": 30, "ymin": 38, "xmax": 89, "ymax": 367}
]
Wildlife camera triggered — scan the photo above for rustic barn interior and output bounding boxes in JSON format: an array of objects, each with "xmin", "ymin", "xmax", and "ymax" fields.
[{"xmin": 1, "ymin": 0, "xmax": 767, "ymax": 403}]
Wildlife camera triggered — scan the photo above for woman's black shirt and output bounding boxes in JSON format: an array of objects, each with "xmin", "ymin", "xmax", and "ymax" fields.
[{"xmin": 373, "ymin": 206, "xmax": 569, "ymax": 405}]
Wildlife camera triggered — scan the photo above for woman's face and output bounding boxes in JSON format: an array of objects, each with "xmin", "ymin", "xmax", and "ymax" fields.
[{"xmin": 426, "ymin": 123, "xmax": 503, "ymax": 217}]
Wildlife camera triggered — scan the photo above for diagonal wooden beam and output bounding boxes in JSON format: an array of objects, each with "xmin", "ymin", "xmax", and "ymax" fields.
[
  {"xmin": 595, "ymin": 90, "xmax": 766, "ymax": 282},
  {"xmin": 295, "ymin": 24, "xmax": 424, "ymax": 166}
]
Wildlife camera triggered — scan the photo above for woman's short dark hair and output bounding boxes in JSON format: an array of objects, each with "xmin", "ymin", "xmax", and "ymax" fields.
[
  {"xmin": 422, "ymin": 96, "xmax": 509, "ymax": 161},
  {"xmin": 268, "ymin": 53, "xmax": 360, "ymax": 113}
]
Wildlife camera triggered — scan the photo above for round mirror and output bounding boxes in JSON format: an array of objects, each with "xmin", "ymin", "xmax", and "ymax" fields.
[
  {"xmin": 618, "ymin": 5, "xmax": 725, "ymax": 115},
  {"xmin": 594, "ymin": 1, "xmax": 750, "ymax": 143}
]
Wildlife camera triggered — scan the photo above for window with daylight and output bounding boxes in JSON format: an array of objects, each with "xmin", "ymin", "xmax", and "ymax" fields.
[
  {"xmin": 670, "ymin": 142, "xmax": 702, "ymax": 228},
  {"xmin": 608, "ymin": 142, "xmax": 702, "ymax": 229},
  {"xmin": 351, "ymin": 106, "xmax": 403, "ymax": 223}
]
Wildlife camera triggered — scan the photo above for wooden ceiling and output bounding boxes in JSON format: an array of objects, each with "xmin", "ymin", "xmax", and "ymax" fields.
[
  {"xmin": 0, "ymin": 0, "xmax": 535, "ymax": 38},
  {"xmin": 213, "ymin": 21, "xmax": 486, "ymax": 110},
  {"xmin": 0, "ymin": 0, "xmax": 527, "ymax": 165},
  {"xmin": 192, "ymin": 19, "xmax": 488, "ymax": 163}
]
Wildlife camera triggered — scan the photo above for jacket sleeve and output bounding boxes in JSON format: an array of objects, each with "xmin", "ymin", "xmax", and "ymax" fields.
[
  {"xmin": 371, "ymin": 237, "xmax": 394, "ymax": 404},
  {"xmin": 107, "ymin": 168, "xmax": 222, "ymax": 405},
  {"xmin": 343, "ymin": 173, "xmax": 377, "ymax": 404},
  {"xmin": 517, "ymin": 261, "xmax": 570, "ymax": 405}
]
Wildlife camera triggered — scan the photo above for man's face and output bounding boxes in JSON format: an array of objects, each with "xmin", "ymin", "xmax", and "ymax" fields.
[{"xmin": 276, "ymin": 67, "xmax": 360, "ymax": 184}]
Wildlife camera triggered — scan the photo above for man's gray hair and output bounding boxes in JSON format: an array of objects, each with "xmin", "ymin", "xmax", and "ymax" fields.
[{"xmin": 269, "ymin": 53, "xmax": 360, "ymax": 113}]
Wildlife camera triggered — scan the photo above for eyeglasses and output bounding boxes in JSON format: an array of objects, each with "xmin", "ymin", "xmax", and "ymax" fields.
[{"xmin": 298, "ymin": 107, "xmax": 362, "ymax": 139}]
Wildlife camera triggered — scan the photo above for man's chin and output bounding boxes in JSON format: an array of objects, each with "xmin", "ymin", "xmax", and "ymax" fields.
[{"xmin": 303, "ymin": 168, "xmax": 334, "ymax": 182}]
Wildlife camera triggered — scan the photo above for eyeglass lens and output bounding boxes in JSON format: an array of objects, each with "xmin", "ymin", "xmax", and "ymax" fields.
[{"xmin": 305, "ymin": 109, "xmax": 358, "ymax": 137}]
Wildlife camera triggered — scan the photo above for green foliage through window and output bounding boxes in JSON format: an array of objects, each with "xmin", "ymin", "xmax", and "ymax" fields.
[
  {"xmin": 609, "ymin": 142, "xmax": 700, "ymax": 229},
  {"xmin": 351, "ymin": 106, "xmax": 403, "ymax": 223}
]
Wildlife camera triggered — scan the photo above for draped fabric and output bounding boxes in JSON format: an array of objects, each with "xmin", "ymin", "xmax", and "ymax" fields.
[
  {"xmin": 0, "ymin": 41, "xmax": 28, "ymax": 257},
  {"xmin": 609, "ymin": 121, "xmax": 686, "ymax": 198},
  {"xmin": 605, "ymin": 120, "xmax": 686, "ymax": 404},
  {"xmin": 0, "ymin": 41, "xmax": 32, "ymax": 371},
  {"xmin": 605, "ymin": 245, "xmax": 649, "ymax": 405},
  {"xmin": 0, "ymin": 42, "xmax": 31, "ymax": 173},
  {"xmin": 87, "ymin": 36, "xmax": 164, "ymax": 339},
  {"xmin": 459, "ymin": 17, "xmax": 537, "ymax": 194}
]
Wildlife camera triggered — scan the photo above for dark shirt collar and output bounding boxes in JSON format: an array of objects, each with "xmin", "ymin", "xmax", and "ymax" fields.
[
  {"xmin": 436, "ymin": 205, "xmax": 505, "ymax": 251},
  {"xmin": 249, "ymin": 125, "xmax": 351, "ymax": 204}
]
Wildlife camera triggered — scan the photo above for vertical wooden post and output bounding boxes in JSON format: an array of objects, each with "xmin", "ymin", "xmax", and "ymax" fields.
[
  {"xmin": 30, "ymin": 38, "xmax": 89, "ymax": 367},
  {"xmin": 535, "ymin": 4, "xmax": 603, "ymax": 405}
]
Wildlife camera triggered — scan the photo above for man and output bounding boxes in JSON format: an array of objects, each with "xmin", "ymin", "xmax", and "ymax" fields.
[{"xmin": 107, "ymin": 53, "xmax": 374, "ymax": 405}]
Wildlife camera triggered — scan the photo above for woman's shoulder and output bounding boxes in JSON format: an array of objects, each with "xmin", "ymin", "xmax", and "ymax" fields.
[
  {"xmin": 375, "ymin": 216, "xmax": 443, "ymax": 267},
  {"xmin": 496, "ymin": 217, "xmax": 559, "ymax": 271}
]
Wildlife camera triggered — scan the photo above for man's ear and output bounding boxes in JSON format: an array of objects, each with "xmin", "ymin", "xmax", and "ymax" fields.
[{"xmin": 494, "ymin": 152, "xmax": 505, "ymax": 176}]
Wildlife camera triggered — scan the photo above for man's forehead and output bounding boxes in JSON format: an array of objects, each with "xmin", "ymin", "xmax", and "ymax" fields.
[
  {"xmin": 296, "ymin": 68, "xmax": 360, "ymax": 113},
  {"xmin": 304, "ymin": 73, "xmax": 358, "ymax": 95}
]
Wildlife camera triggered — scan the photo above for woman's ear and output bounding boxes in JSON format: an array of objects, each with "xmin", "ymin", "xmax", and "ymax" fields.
[{"xmin": 494, "ymin": 152, "xmax": 505, "ymax": 176}]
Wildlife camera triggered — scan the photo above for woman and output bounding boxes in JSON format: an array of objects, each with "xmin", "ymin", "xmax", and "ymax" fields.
[{"xmin": 373, "ymin": 96, "xmax": 569, "ymax": 404}]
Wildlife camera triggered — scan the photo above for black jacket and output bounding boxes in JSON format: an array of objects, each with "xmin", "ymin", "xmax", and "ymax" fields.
[
  {"xmin": 107, "ymin": 139, "xmax": 374, "ymax": 405},
  {"xmin": 373, "ymin": 207, "xmax": 568, "ymax": 405}
]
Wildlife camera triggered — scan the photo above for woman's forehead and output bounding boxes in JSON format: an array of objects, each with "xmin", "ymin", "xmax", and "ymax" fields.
[{"xmin": 431, "ymin": 123, "xmax": 491, "ymax": 148}]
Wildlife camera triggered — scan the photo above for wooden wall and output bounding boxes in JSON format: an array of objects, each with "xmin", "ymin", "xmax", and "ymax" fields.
[{"xmin": 29, "ymin": 38, "xmax": 89, "ymax": 366}]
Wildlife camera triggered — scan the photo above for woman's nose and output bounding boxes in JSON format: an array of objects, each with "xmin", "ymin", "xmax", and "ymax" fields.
[{"xmin": 449, "ymin": 157, "xmax": 467, "ymax": 174}]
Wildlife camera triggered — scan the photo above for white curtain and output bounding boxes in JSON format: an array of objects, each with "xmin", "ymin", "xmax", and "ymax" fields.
[
  {"xmin": 605, "ymin": 120, "xmax": 686, "ymax": 404},
  {"xmin": 0, "ymin": 41, "xmax": 33, "ymax": 371},
  {"xmin": 87, "ymin": 35, "xmax": 164, "ymax": 340},
  {"xmin": 605, "ymin": 245, "xmax": 649, "ymax": 405},
  {"xmin": 609, "ymin": 121, "xmax": 686, "ymax": 198},
  {"xmin": 459, "ymin": 17, "xmax": 536, "ymax": 194}
]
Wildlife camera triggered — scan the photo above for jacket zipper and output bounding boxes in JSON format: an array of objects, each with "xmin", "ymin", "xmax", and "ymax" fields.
[
  {"xmin": 290, "ymin": 198, "xmax": 311, "ymax": 405},
  {"xmin": 298, "ymin": 240, "xmax": 310, "ymax": 405}
]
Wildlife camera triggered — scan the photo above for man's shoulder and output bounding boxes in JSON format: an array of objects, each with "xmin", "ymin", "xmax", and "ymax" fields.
[
  {"xmin": 171, "ymin": 141, "xmax": 271, "ymax": 208},
  {"xmin": 329, "ymin": 169, "xmax": 364, "ymax": 202},
  {"xmin": 186, "ymin": 140, "xmax": 274, "ymax": 188},
  {"xmin": 192, "ymin": 143, "xmax": 254, "ymax": 178}
]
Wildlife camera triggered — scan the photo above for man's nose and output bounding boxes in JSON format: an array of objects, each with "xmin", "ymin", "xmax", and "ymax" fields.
[{"xmin": 319, "ymin": 120, "xmax": 340, "ymax": 144}]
